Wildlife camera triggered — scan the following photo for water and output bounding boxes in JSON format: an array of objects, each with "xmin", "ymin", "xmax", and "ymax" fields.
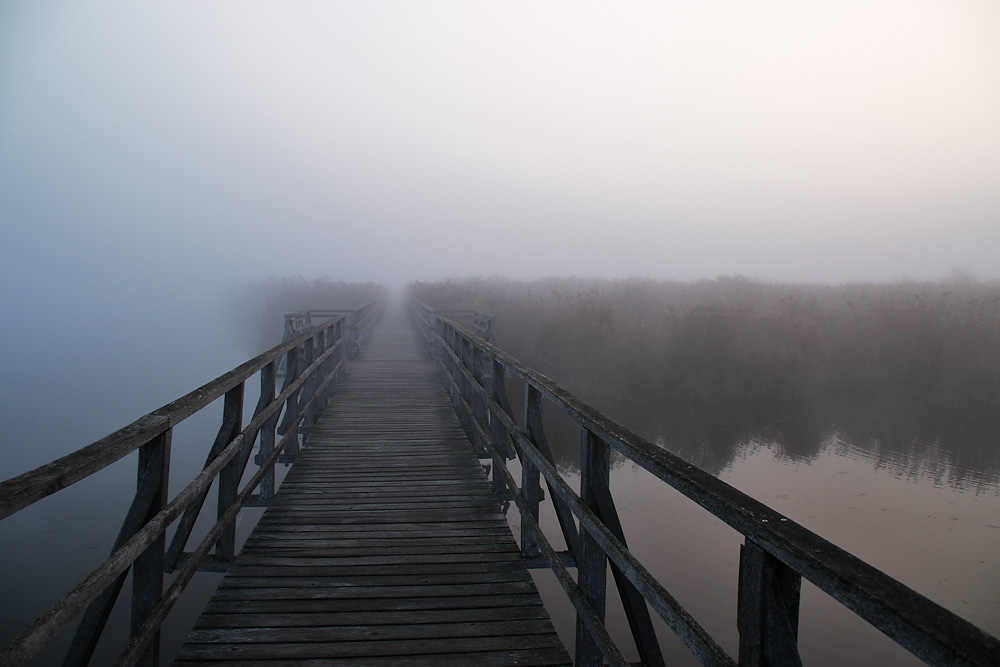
[
  {"xmin": 509, "ymin": 419, "xmax": 999, "ymax": 665},
  {"xmin": 1, "ymin": 311, "xmax": 997, "ymax": 665}
]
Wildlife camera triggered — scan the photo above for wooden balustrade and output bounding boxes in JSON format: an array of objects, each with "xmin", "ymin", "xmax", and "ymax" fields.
[
  {"xmin": 410, "ymin": 298, "xmax": 1000, "ymax": 667},
  {"xmin": 0, "ymin": 299, "xmax": 383, "ymax": 667}
]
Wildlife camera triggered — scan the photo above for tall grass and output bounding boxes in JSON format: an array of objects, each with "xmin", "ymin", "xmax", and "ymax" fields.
[{"xmin": 409, "ymin": 276, "xmax": 1000, "ymax": 484}]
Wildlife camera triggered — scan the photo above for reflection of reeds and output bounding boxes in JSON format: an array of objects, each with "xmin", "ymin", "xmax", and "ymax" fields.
[{"xmin": 410, "ymin": 276, "xmax": 1000, "ymax": 489}]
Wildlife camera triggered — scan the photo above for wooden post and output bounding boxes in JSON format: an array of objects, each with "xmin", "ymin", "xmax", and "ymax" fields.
[
  {"xmin": 258, "ymin": 362, "xmax": 277, "ymax": 501},
  {"xmin": 448, "ymin": 329, "xmax": 473, "ymax": 441},
  {"xmin": 428, "ymin": 311, "xmax": 438, "ymax": 358},
  {"xmin": 348, "ymin": 311, "xmax": 359, "ymax": 358},
  {"xmin": 63, "ymin": 432, "xmax": 168, "ymax": 667},
  {"xmin": 215, "ymin": 384, "xmax": 244, "ymax": 563},
  {"xmin": 489, "ymin": 358, "xmax": 516, "ymax": 502},
  {"xmin": 577, "ymin": 428, "xmax": 609, "ymax": 667},
  {"xmin": 459, "ymin": 336, "xmax": 476, "ymax": 444},
  {"xmin": 314, "ymin": 329, "xmax": 328, "ymax": 414},
  {"xmin": 297, "ymin": 336, "xmax": 314, "ymax": 439},
  {"xmin": 471, "ymin": 345, "xmax": 488, "ymax": 456},
  {"xmin": 335, "ymin": 319, "xmax": 346, "ymax": 382},
  {"xmin": 519, "ymin": 457, "xmax": 542, "ymax": 557},
  {"xmin": 738, "ymin": 540, "xmax": 803, "ymax": 667},
  {"xmin": 279, "ymin": 345, "xmax": 301, "ymax": 458},
  {"xmin": 488, "ymin": 359, "xmax": 516, "ymax": 460},
  {"xmin": 520, "ymin": 387, "xmax": 544, "ymax": 558},
  {"xmin": 131, "ymin": 429, "xmax": 171, "ymax": 667}
]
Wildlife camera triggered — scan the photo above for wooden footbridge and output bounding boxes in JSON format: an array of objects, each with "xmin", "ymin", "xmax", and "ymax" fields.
[
  {"xmin": 174, "ymin": 307, "xmax": 568, "ymax": 666},
  {"xmin": 1, "ymin": 298, "xmax": 997, "ymax": 667}
]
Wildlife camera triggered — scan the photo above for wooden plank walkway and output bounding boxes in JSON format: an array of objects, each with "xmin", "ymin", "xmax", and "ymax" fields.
[{"xmin": 174, "ymin": 305, "xmax": 571, "ymax": 666}]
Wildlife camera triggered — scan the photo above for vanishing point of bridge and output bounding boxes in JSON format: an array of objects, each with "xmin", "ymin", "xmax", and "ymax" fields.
[{"xmin": 0, "ymin": 298, "xmax": 997, "ymax": 666}]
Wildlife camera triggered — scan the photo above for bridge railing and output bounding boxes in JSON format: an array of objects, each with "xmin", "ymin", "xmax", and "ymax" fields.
[
  {"xmin": 411, "ymin": 300, "xmax": 498, "ymax": 349},
  {"xmin": 411, "ymin": 299, "xmax": 999, "ymax": 667},
  {"xmin": 282, "ymin": 298, "xmax": 383, "ymax": 361},
  {"xmin": 0, "ymin": 298, "xmax": 383, "ymax": 667}
]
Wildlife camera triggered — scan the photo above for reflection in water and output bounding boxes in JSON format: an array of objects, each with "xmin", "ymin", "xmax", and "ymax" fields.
[
  {"xmin": 522, "ymin": 392, "xmax": 999, "ymax": 665},
  {"xmin": 621, "ymin": 396, "xmax": 1000, "ymax": 493},
  {"xmin": 541, "ymin": 389, "xmax": 1000, "ymax": 494}
]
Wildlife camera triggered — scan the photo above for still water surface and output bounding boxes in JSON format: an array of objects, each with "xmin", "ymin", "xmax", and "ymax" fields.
[
  {"xmin": 513, "ymin": 427, "xmax": 999, "ymax": 665},
  {"xmin": 0, "ymin": 312, "xmax": 997, "ymax": 665}
]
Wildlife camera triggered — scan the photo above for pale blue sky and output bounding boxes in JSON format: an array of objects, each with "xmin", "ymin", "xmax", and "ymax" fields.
[{"xmin": 2, "ymin": 0, "xmax": 999, "ymax": 307}]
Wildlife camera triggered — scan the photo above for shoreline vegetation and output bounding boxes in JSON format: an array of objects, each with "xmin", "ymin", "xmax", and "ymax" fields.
[{"xmin": 408, "ymin": 276, "xmax": 1000, "ymax": 487}]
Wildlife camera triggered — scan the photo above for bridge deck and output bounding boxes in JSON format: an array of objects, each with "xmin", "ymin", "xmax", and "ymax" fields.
[{"xmin": 174, "ymin": 306, "xmax": 570, "ymax": 666}]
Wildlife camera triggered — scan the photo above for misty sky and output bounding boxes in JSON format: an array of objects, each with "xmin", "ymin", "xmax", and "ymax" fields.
[{"xmin": 2, "ymin": 0, "xmax": 999, "ymax": 312}]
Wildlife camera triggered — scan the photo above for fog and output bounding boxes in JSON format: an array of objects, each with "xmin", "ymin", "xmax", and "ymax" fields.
[
  {"xmin": 2, "ymin": 2, "xmax": 1000, "ymax": 461},
  {"xmin": 3, "ymin": 0, "xmax": 1000, "ymax": 296},
  {"xmin": 1, "ymin": 4, "xmax": 999, "ymax": 660}
]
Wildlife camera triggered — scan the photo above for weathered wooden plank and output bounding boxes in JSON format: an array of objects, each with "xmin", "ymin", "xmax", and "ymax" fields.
[
  {"xmin": 174, "ymin": 647, "xmax": 572, "ymax": 666},
  {"xmin": 210, "ymin": 581, "xmax": 542, "ymax": 602},
  {"xmin": 215, "ymin": 553, "xmax": 523, "ymax": 567},
  {"xmin": 187, "ymin": 619, "xmax": 560, "ymax": 644},
  {"xmin": 233, "ymin": 544, "xmax": 521, "ymax": 559},
  {"xmin": 195, "ymin": 605, "xmax": 552, "ymax": 628},
  {"xmin": 202, "ymin": 593, "xmax": 548, "ymax": 615},
  {"xmin": 248, "ymin": 520, "xmax": 511, "ymax": 532},
  {"xmin": 177, "ymin": 634, "xmax": 566, "ymax": 660},
  {"xmin": 225, "ymin": 561, "xmax": 528, "ymax": 575},
  {"xmin": 216, "ymin": 572, "xmax": 532, "ymax": 589},
  {"xmin": 244, "ymin": 530, "xmax": 515, "ymax": 542}
]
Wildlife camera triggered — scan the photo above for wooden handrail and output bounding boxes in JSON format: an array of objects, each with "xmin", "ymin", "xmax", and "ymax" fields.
[
  {"xmin": 415, "ymin": 299, "xmax": 1000, "ymax": 667},
  {"xmin": 0, "ymin": 298, "xmax": 385, "ymax": 667},
  {"xmin": 0, "ymin": 314, "xmax": 350, "ymax": 520}
]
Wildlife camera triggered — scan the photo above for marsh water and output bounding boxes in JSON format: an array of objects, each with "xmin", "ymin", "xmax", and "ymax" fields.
[
  {"xmin": 509, "ymin": 399, "xmax": 999, "ymax": 666},
  {"xmin": 0, "ymin": 310, "xmax": 997, "ymax": 665}
]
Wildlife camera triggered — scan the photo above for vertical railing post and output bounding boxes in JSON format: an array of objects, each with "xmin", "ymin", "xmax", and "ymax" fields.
[
  {"xmin": 64, "ymin": 427, "xmax": 174, "ymax": 667},
  {"xmin": 326, "ymin": 321, "xmax": 338, "ymax": 387},
  {"xmin": 461, "ymin": 336, "xmax": 477, "ymax": 442},
  {"xmin": 312, "ymin": 329, "xmax": 327, "ymax": 415},
  {"xmin": 470, "ymin": 343, "xmax": 488, "ymax": 455},
  {"xmin": 300, "ymin": 335, "xmax": 315, "ymax": 439},
  {"xmin": 519, "ymin": 458, "xmax": 542, "ymax": 557},
  {"xmin": 488, "ymin": 358, "xmax": 516, "ymax": 460},
  {"xmin": 488, "ymin": 357, "xmax": 517, "ymax": 502},
  {"xmin": 131, "ymin": 429, "xmax": 171, "ymax": 667},
  {"xmin": 428, "ymin": 311, "xmax": 438, "ymax": 358},
  {"xmin": 348, "ymin": 311, "xmax": 359, "ymax": 358},
  {"xmin": 521, "ymin": 386, "xmax": 547, "ymax": 557},
  {"xmin": 577, "ymin": 428, "xmax": 609, "ymax": 666},
  {"xmin": 279, "ymin": 344, "xmax": 301, "ymax": 458},
  {"xmin": 258, "ymin": 361, "xmax": 277, "ymax": 501},
  {"xmin": 738, "ymin": 540, "xmax": 803, "ymax": 667},
  {"xmin": 335, "ymin": 318, "xmax": 346, "ymax": 382},
  {"xmin": 448, "ymin": 329, "xmax": 471, "ymax": 439},
  {"xmin": 215, "ymin": 383, "xmax": 245, "ymax": 563}
]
